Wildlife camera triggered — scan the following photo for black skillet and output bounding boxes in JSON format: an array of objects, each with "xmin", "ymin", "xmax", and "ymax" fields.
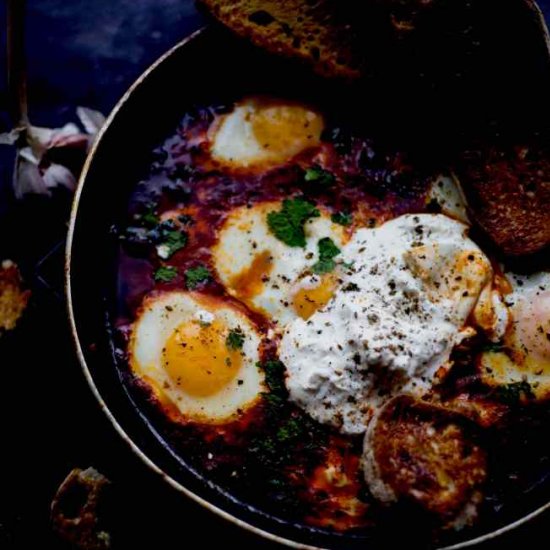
[{"xmin": 66, "ymin": 5, "xmax": 550, "ymax": 548}]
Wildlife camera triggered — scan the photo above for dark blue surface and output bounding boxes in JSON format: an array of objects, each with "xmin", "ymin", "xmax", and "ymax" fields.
[{"xmin": 2, "ymin": 1, "xmax": 550, "ymax": 548}]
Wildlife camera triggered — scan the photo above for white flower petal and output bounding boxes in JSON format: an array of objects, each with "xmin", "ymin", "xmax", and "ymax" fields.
[
  {"xmin": 19, "ymin": 146, "xmax": 40, "ymax": 164},
  {"xmin": 0, "ymin": 129, "xmax": 21, "ymax": 145},
  {"xmin": 42, "ymin": 163, "xmax": 76, "ymax": 192},
  {"xmin": 27, "ymin": 125, "xmax": 56, "ymax": 147},
  {"xmin": 77, "ymin": 107, "xmax": 106, "ymax": 136},
  {"xmin": 14, "ymin": 158, "xmax": 49, "ymax": 199}
]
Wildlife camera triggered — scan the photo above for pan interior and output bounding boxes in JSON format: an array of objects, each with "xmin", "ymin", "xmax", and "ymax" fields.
[{"xmin": 68, "ymin": 18, "xmax": 550, "ymax": 549}]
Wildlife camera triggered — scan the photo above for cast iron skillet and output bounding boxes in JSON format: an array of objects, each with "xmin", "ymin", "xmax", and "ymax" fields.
[{"xmin": 67, "ymin": 9, "xmax": 550, "ymax": 549}]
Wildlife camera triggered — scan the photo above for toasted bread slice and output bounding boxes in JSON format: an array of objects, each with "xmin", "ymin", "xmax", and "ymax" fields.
[
  {"xmin": 457, "ymin": 144, "xmax": 550, "ymax": 256},
  {"xmin": 198, "ymin": 0, "xmax": 366, "ymax": 79},
  {"xmin": 0, "ymin": 260, "xmax": 30, "ymax": 333},
  {"xmin": 51, "ymin": 467, "xmax": 111, "ymax": 550},
  {"xmin": 363, "ymin": 395, "xmax": 486, "ymax": 527},
  {"xmin": 198, "ymin": 0, "xmax": 550, "ymax": 84}
]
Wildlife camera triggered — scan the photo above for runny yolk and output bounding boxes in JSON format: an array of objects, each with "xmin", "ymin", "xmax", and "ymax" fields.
[
  {"xmin": 251, "ymin": 102, "xmax": 324, "ymax": 160},
  {"xmin": 163, "ymin": 320, "xmax": 242, "ymax": 397},
  {"xmin": 230, "ymin": 250, "xmax": 273, "ymax": 300},
  {"xmin": 293, "ymin": 274, "xmax": 338, "ymax": 320}
]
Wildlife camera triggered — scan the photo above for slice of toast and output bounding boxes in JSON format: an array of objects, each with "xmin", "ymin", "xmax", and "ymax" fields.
[
  {"xmin": 363, "ymin": 395, "xmax": 487, "ymax": 527},
  {"xmin": 197, "ymin": 0, "xmax": 368, "ymax": 79},
  {"xmin": 198, "ymin": 0, "xmax": 550, "ymax": 83},
  {"xmin": 457, "ymin": 143, "xmax": 550, "ymax": 257},
  {"xmin": 0, "ymin": 260, "xmax": 30, "ymax": 333}
]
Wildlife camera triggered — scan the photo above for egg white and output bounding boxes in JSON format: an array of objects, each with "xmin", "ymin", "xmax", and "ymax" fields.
[
  {"xmin": 479, "ymin": 271, "xmax": 550, "ymax": 400},
  {"xmin": 208, "ymin": 96, "xmax": 324, "ymax": 169},
  {"xmin": 427, "ymin": 174, "xmax": 469, "ymax": 224},
  {"xmin": 212, "ymin": 201, "xmax": 347, "ymax": 327},
  {"xmin": 280, "ymin": 214, "xmax": 495, "ymax": 434}
]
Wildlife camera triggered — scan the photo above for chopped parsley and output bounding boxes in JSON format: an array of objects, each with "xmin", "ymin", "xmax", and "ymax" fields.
[
  {"xmin": 248, "ymin": 358, "xmax": 328, "ymax": 513},
  {"xmin": 266, "ymin": 198, "xmax": 320, "ymax": 248},
  {"xmin": 185, "ymin": 265, "xmax": 211, "ymax": 289},
  {"xmin": 276, "ymin": 418, "xmax": 303, "ymax": 442},
  {"xmin": 304, "ymin": 165, "xmax": 335, "ymax": 187},
  {"xmin": 331, "ymin": 211, "xmax": 353, "ymax": 226},
  {"xmin": 312, "ymin": 237, "xmax": 341, "ymax": 274},
  {"xmin": 140, "ymin": 205, "xmax": 160, "ymax": 228},
  {"xmin": 494, "ymin": 381, "xmax": 534, "ymax": 405},
  {"xmin": 257, "ymin": 359, "xmax": 287, "ymax": 395},
  {"xmin": 482, "ymin": 342, "xmax": 505, "ymax": 353},
  {"xmin": 226, "ymin": 328, "xmax": 245, "ymax": 350},
  {"xmin": 157, "ymin": 229, "xmax": 187, "ymax": 259},
  {"xmin": 154, "ymin": 266, "xmax": 178, "ymax": 283}
]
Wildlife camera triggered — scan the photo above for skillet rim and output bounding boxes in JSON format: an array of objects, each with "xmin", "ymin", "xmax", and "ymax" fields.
[{"xmin": 65, "ymin": 23, "xmax": 550, "ymax": 550}]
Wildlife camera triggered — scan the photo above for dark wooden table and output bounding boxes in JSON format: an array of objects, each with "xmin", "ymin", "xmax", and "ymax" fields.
[{"xmin": 1, "ymin": 1, "xmax": 550, "ymax": 547}]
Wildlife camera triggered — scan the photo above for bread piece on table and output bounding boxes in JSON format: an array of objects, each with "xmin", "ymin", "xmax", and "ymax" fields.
[
  {"xmin": 51, "ymin": 467, "xmax": 111, "ymax": 550},
  {"xmin": 0, "ymin": 260, "xmax": 30, "ymax": 333}
]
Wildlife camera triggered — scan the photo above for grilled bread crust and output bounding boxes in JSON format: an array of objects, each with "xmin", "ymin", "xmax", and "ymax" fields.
[
  {"xmin": 458, "ymin": 144, "xmax": 550, "ymax": 257},
  {"xmin": 363, "ymin": 395, "xmax": 487, "ymax": 524}
]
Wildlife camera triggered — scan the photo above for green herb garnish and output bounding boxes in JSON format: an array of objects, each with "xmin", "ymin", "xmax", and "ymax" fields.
[
  {"xmin": 154, "ymin": 266, "xmax": 178, "ymax": 283},
  {"xmin": 158, "ymin": 230, "xmax": 187, "ymax": 259},
  {"xmin": 304, "ymin": 165, "xmax": 335, "ymax": 187},
  {"xmin": 331, "ymin": 211, "xmax": 353, "ymax": 226},
  {"xmin": 141, "ymin": 205, "xmax": 160, "ymax": 228},
  {"xmin": 226, "ymin": 328, "xmax": 245, "ymax": 350},
  {"xmin": 266, "ymin": 198, "xmax": 320, "ymax": 248},
  {"xmin": 312, "ymin": 237, "xmax": 341, "ymax": 274},
  {"xmin": 185, "ymin": 265, "xmax": 211, "ymax": 289},
  {"xmin": 482, "ymin": 342, "xmax": 505, "ymax": 353},
  {"xmin": 276, "ymin": 418, "xmax": 303, "ymax": 442},
  {"xmin": 257, "ymin": 359, "xmax": 287, "ymax": 394}
]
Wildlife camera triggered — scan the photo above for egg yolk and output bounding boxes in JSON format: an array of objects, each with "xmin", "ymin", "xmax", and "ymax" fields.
[
  {"xmin": 293, "ymin": 274, "xmax": 338, "ymax": 320},
  {"xmin": 250, "ymin": 102, "xmax": 324, "ymax": 159},
  {"xmin": 230, "ymin": 250, "xmax": 273, "ymax": 301},
  {"xmin": 163, "ymin": 320, "xmax": 242, "ymax": 397}
]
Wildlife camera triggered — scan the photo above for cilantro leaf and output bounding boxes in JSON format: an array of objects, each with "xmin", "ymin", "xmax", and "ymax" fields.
[
  {"xmin": 154, "ymin": 266, "xmax": 178, "ymax": 283},
  {"xmin": 267, "ymin": 199, "xmax": 320, "ymax": 248},
  {"xmin": 482, "ymin": 342, "xmax": 504, "ymax": 353},
  {"xmin": 257, "ymin": 359, "xmax": 287, "ymax": 394},
  {"xmin": 276, "ymin": 418, "xmax": 304, "ymax": 442},
  {"xmin": 312, "ymin": 237, "xmax": 341, "ymax": 274},
  {"xmin": 331, "ymin": 211, "xmax": 353, "ymax": 226},
  {"xmin": 157, "ymin": 230, "xmax": 187, "ymax": 259},
  {"xmin": 304, "ymin": 165, "xmax": 335, "ymax": 187},
  {"xmin": 226, "ymin": 328, "xmax": 245, "ymax": 350},
  {"xmin": 140, "ymin": 205, "xmax": 160, "ymax": 228},
  {"xmin": 185, "ymin": 265, "xmax": 211, "ymax": 289}
]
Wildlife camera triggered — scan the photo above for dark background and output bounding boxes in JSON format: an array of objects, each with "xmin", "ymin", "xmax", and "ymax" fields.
[{"xmin": 1, "ymin": 0, "xmax": 550, "ymax": 548}]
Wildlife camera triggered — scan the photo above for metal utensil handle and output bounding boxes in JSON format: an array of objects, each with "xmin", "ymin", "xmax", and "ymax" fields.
[{"xmin": 7, "ymin": 0, "xmax": 28, "ymax": 129}]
